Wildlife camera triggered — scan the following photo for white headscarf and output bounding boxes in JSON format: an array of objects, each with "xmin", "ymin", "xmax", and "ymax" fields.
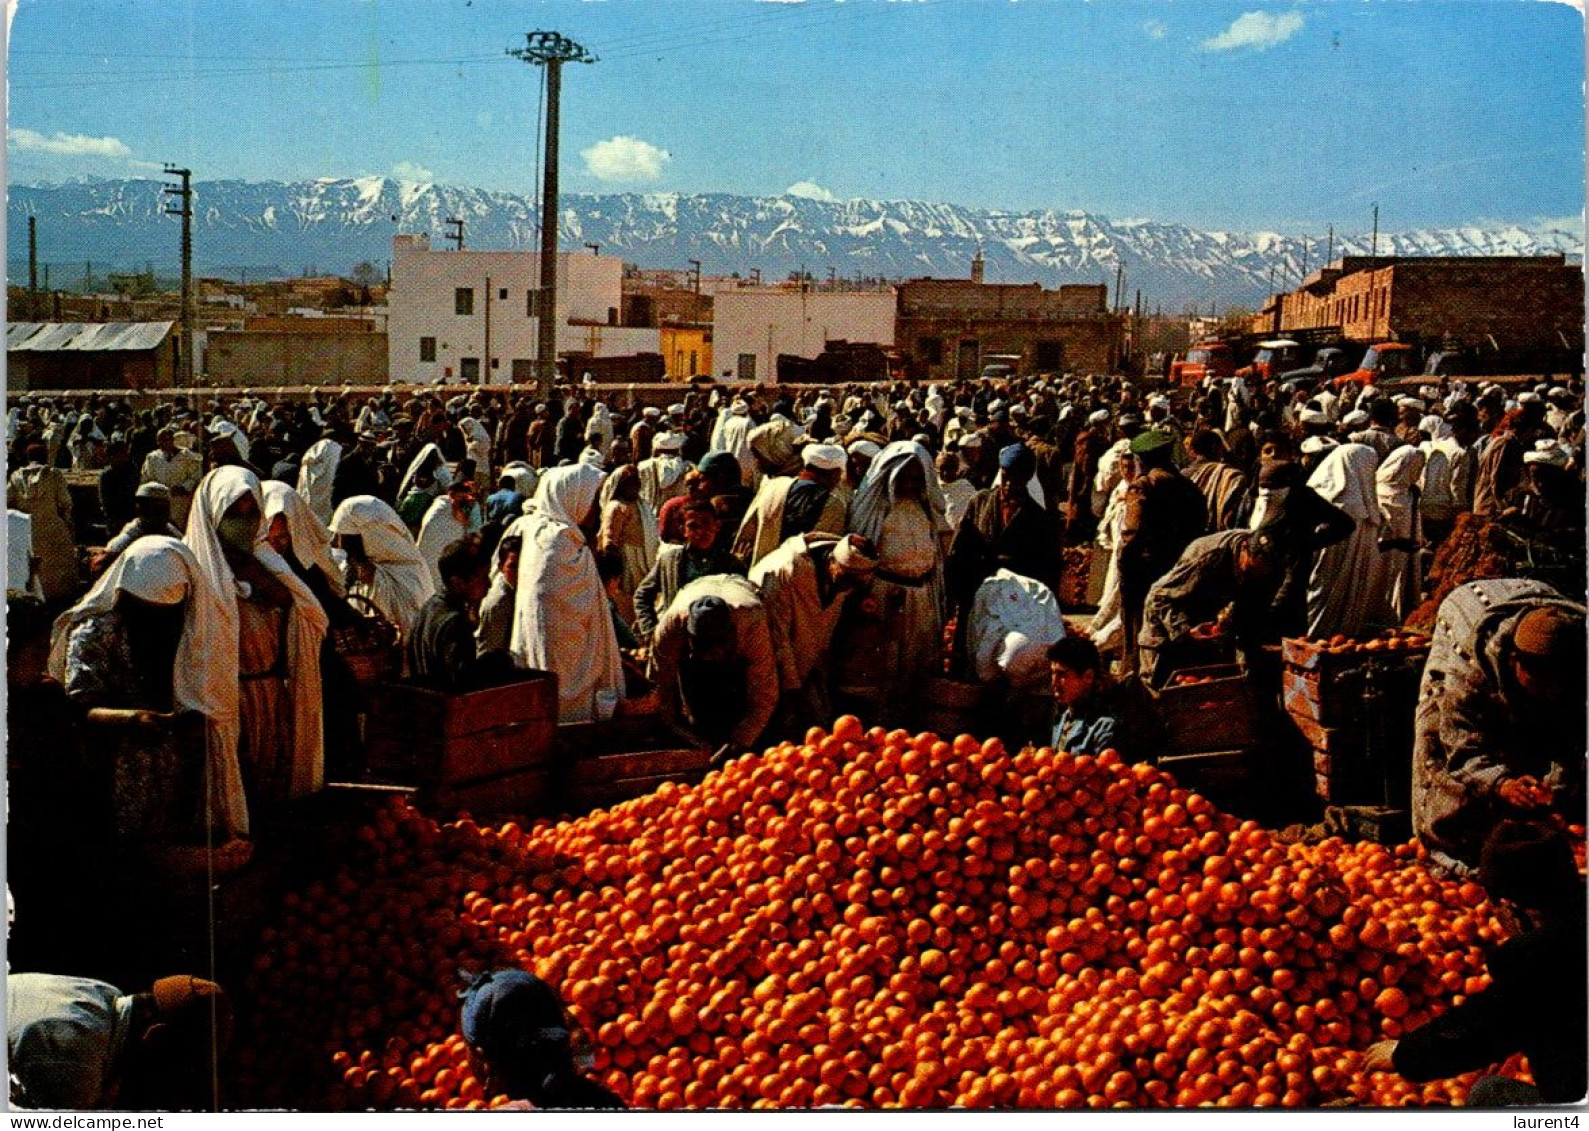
[
  {"xmin": 502, "ymin": 461, "xmax": 539, "ymax": 499},
  {"xmin": 397, "ymin": 443, "xmax": 449, "ymax": 501},
  {"xmin": 190, "ymin": 466, "xmax": 329, "ymax": 802},
  {"xmin": 1306, "ymin": 443, "xmax": 1382, "ymax": 525},
  {"xmin": 461, "ymin": 417, "xmax": 492, "ymax": 473},
  {"xmin": 262, "ymin": 480, "xmax": 344, "ymax": 597},
  {"xmin": 47, "ymin": 536, "xmax": 223, "ymax": 717},
  {"xmin": 847, "ymin": 440, "xmax": 950, "ymax": 546},
  {"xmin": 590, "ymin": 403, "xmax": 616, "ymax": 451},
  {"xmin": 296, "ymin": 439, "xmax": 342, "ymax": 526},
  {"xmin": 209, "ymin": 420, "xmax": 251, "ymax": 462},
  {"xmin": 328, "ymin": 495, "xmax": 436, "ymax": 636},
  {"xmin": 416, "ymin": 494, "xmax": 481, "ymax": 593},
  {"xmin": 512, "ymin": 463, "xmax": 624, "ymax": 724}
]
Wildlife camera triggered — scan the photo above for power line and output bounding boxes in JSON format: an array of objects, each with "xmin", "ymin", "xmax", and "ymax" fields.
[
  {"xmin": 11, "ymin": 3, "xmax": 893, "ymax": 92},
  {"xmin": 12, "ymin": 53, "xmax": 510, "ymax": 92}
]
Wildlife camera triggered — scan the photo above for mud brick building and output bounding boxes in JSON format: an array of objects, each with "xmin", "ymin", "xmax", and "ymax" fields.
[
  {"xmin": 896, "ymin": 256, "xmax": 1126, "ymax": 379},
  {"xmin": 1269, "ymin": 254, "xmax": 1584, "ymax": 354}
]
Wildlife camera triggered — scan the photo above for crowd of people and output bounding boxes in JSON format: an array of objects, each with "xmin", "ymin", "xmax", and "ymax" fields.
[
  {"xmin": 7, "ymin": 372, "xmax": 1586, "ymax": 846},
  {"xmin": 5, "ymin": 365, "xmax": 1586, "ymax": 1108}
]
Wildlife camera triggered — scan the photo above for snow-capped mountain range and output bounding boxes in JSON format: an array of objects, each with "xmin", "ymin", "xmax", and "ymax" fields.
[{"xmin": 8, "ymin": 176, "xmax": 1583, "ymax": 310}]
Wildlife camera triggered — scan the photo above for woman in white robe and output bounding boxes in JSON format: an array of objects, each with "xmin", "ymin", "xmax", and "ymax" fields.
[
  {"xmin": 416, "ymin": 489, "xmax": 484, "ymax": 593},
  {"xmin": 262, "ymin": 481, "xmax": 344, "ymax": 598},
  {"xmin": 846, "ymin": 440, "xmax": 952, "ymax": 718},
  {"xmin": 460, "ymin": 417, "xmax": 493, "ymax": 488},
  {"xmin": 47, "ymin": 535, "xmax": 245, "ymax": 862},
  {"xmin": 1372, "ymin": 444, "xmax": 1427, "ymax": 629},
  {"xmin": 511, "ymin": 462, "xmax": 624, "ymax": 724},
  {"xmin": 328, "ymin": 495, "xmax": 436, "ymax": 637},
  {"xmin": 188, "ymin": 467, "xmax": 328, "ymax": 810},
  {"xmin": 1088, "ymin": 465, "xmax": 1135, "ymax": 662},
  {"xmin": 598, "ymin": 464, "xmax": 658, "ymax": 624},
  {"xmin": 296, "ymin": 438, "xmax": 342, "ymax": 526},
  {"xmin": 1305, "ymin": 443, "xmax": 1383, "ymax": 639}
]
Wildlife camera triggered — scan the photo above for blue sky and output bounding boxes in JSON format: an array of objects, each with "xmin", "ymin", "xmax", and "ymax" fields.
[{"xmin": 6, "ymin": 0, "xmax": 1584, "ymax": 233}]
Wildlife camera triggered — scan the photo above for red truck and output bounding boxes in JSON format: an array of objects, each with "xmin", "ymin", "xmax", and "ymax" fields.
[
  {"xmin": 1335, "ymin": 341, "xmax": 1418, "ymax": 387},
  {"xmin": 1234, "ymin": 339, "xmax": 1305, "ymax": 384},
  {"xmin": 1170, "ymin": 341, "xmax": 1236, "ymax": 388}
]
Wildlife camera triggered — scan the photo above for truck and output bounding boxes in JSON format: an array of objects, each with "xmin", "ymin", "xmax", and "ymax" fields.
[
  {"xmin": 1277, "ymin": 346, "xmax": 1362, "ymax": 394},
  {"xmin": 1234, "ymin": 339, "xmax": 1305, "ymax": 384},
  {"xmin": 1170, "ymin": 341, "xmax": 1236, "ymax": 388},
  {"xmin": 1334, "ymin": 342, "xmax": 1419, "ymax": 388}
]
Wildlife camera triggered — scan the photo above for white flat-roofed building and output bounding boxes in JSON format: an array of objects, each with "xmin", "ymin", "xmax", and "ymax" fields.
[
  {"xmin": 713, "ymin": 285, "xmax": 895, "ymax": 383},
  {"xmin": 387, "ymin": 234, "xmax": 657, "ymax": 384}
]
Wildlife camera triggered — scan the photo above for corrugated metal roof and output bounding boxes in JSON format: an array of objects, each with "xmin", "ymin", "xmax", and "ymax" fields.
[{"xmin": 6, "ymin": 321, "xmax": 175, "ymax": 353}]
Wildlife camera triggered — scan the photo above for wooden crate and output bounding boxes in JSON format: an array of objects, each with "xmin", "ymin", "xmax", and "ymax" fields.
[
  {"xmin": 1285, "ymin": 708, "xmax": 1365, "ymax": 755},
  {"xmin": 566, "ymin": 746, "xmax": 713, "ymax": 787},
  {"xmin": 432, "ymin": 768, "xmax": 557, "ymax": 815},
  {"xmin": 364, "ymin": 672, "xmax": 559, "ymax": 789},
  {"xmin": 1159, "ymin": 749, "xmax": 1250, "ymax": 796},
  {"xmin": 1151, "ymin": 664, "xmax": 1257, "ymax": 756},
  {"xmin": 557, "ymin": 716, "xmax": 712, "ymax": 810},
  {"xmin": 1282, "ymin": 667, "xmax": 1367, "ymax": 727}
]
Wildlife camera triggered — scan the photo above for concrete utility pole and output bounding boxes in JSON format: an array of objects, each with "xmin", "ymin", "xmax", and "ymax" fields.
[
  {"xmin": 445, "ymin": 217, "xmax": 466, "ymax": 251},
  {"xmin": 510, "ymin": 31, "xmax": 598, "ymax": 391},
  {"xmin": 164, "ymin": 165, "xmax": 194, "ymax": 384},
  {"xmin": 1114, "ymin": 262, "xmax": 1125, "ymax": 313},
  {"xmin": 1370, "ymin": 204, "xmax": 1379, "ymax": 267},
  {"xmin": 1326, "ymin": 225, "xmax": 1334, "ymax": 268},
  {"xmin": 28, "ymin": 217, "xmax": 38, "ymax": 319},
  {"xmin": 689, "ymin": 259, "xmax": 702, "ymax": 294}
]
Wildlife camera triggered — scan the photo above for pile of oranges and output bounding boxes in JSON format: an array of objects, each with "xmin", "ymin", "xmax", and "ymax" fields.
[{"xmin": 231, "ymin": 717, "xmax": 1534, "ymax": 1110}]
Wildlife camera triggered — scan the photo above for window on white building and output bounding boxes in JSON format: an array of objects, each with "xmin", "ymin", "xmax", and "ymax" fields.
[
  {"xmin": 420, "ymin": 336, "xmax": 437, "ymax": 362},
  {"xmin": 460, "ymin": 357, "xmax": 480, "ymax": 381},
  {"xmin": 737, "ymin": 353, "xmax": 756, "ymax": 381},
  {"xmin": 498, "ymin": 288, "xmax": 508, "ymax": 301},
  {"xmin": 455, "ymin": 288, "xmax": 474, "ymax": 316}
]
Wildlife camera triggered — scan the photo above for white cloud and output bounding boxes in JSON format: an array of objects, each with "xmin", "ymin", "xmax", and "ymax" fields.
[
  {"xmin": 8, "ymin": 128, "xmax": 133, "ymax": 159},
  {"xmin": 1200, "ymin": 10, "xmax": 1305, "ymax": 52},
  {"xmin": 1143, "ymin": 19, "xmax": 1167, "ymax": 40},
  {"xmin": 580, "ymin": 135, "xmax": 671, "ymax": 183},
  {"xmin": 785, "ymin": 180, "xmax": 838, "ymax": 202},
  {"xmin": 391, "ymin": 160, "xmax": 435, "ymax": 182}
]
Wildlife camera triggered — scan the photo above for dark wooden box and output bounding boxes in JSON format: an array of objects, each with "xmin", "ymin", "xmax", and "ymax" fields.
[
  {"xmin": 364, "ymin": 672, "xmax": 559, "ymax": 793},
  {"xmin": 1151, "ymin": 663, "xmax": 1257, "ymax": 755}
]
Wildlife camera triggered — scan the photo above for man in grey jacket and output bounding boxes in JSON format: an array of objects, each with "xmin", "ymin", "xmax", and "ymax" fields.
[{"xmin": 1411, "ymin": 579, "xmax": 1586, "ymax": 876}]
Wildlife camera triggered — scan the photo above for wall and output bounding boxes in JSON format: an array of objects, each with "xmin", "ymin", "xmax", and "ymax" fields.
[
  {"xmin": 713, "ymin": 289, "xmax": 896, "ymax": 383},
  {"xmin": 7, "ymin": 349, "xmax": 166, "ymax": 392},
  {"xmin": 206, "ymin": 330, "xmax": 388, "ymax": 387},
  {"xmin": 898, "ymin": 279, "xmax": 1108, "ymax": 319},
  {"xmin": 896, "ymin": 315, "xmax": 1121, "ymax": 379},
  {"xmin": 386, "ymin": 235, "xmax": 626, "ymax": 385}
]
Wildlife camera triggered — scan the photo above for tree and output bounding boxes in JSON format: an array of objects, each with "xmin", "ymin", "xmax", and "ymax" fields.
[{"xmin": 350, "ymin": 261, "xmax": 381, "ymax": 288}]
